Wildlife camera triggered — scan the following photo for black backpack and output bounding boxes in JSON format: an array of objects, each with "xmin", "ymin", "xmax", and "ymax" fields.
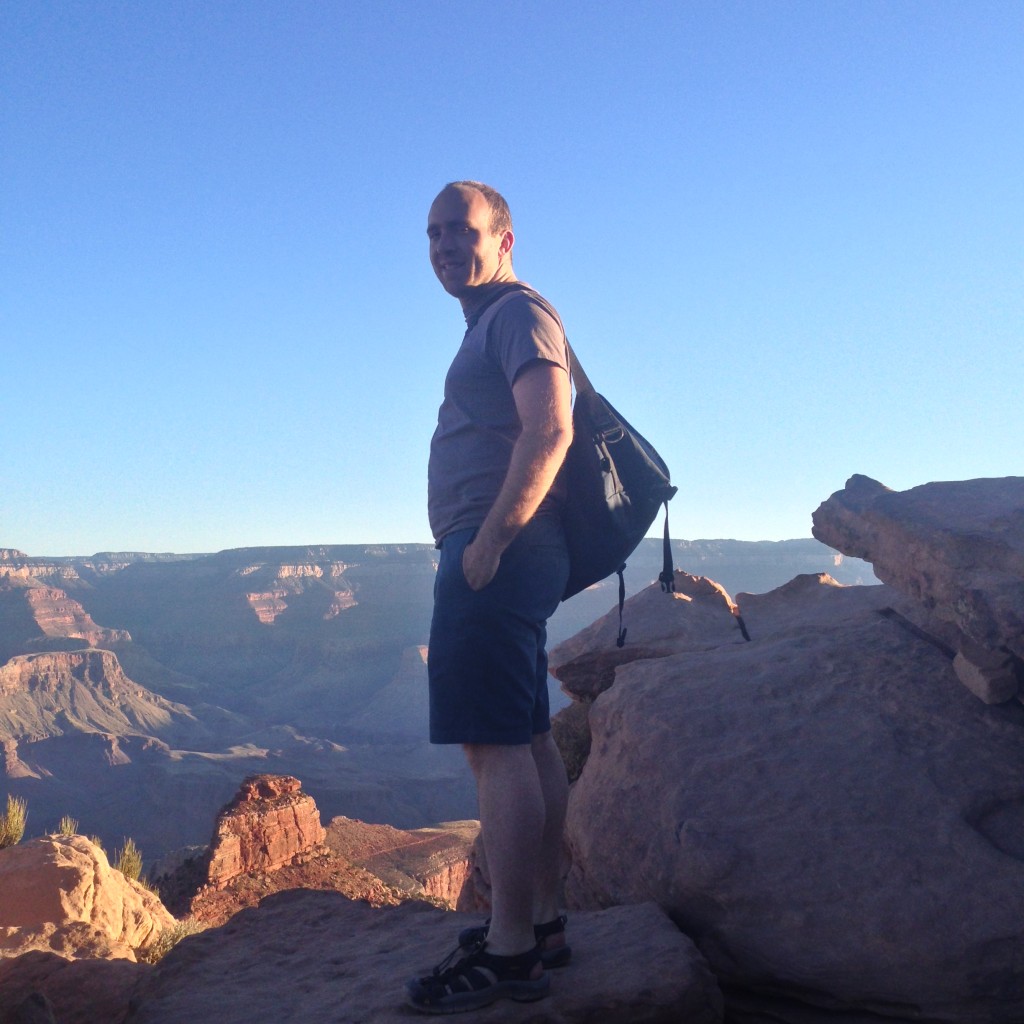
[
  {"xmin": 559, "ymin": 341, "xmax": 677, "ymax": 645},
  {"xmin": 478, "ymin": 284, "xmax": 677, "ymax": 645}
]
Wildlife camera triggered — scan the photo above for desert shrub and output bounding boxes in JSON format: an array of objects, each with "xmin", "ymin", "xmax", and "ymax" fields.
[
  {"xmin": 57, "ymin": 815, "xmax": 79, "ymax": 837},
  {"xmin": 135, "ymin": 873, "xmax": 162, "ymax": 899},
  {"xmin": 137, "ymin": 917, "xmax": 205, "ymax": 964},
  {"xmin": 0, "ymin": 795, "xmax": 27, "ymax": 849},
  {"xmin": 114, "ymin": 837, "xmax": 143, "ymax": 880},
  {"xmin": 89, "ymin": 835, "xmax": 106, "ymax": 855}
]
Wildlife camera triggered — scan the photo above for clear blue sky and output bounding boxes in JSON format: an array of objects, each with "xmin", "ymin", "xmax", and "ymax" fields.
[{"xmin": 3, "ymin": 1, "xmax": 1021, "ymax": 556}]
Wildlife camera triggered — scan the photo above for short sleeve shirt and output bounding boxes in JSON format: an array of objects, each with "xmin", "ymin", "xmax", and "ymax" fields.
[{"xmin": 427, "ymin": 284, "xmax": 569, "ymax": 543}]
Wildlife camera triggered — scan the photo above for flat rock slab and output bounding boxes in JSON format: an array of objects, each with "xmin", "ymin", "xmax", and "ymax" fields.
[
  {"xmin": 127, "ymin": 891, "xmax": 723, "ymax": 1024},
  {"xmin": 812, "ymin": 474, "xmax": 1024, "ymax": 665}
]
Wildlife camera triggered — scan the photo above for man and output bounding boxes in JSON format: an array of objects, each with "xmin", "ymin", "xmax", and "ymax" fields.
[{"xmin": 406, "ymin": 181, "xmax": 573, "ymax": 1014}]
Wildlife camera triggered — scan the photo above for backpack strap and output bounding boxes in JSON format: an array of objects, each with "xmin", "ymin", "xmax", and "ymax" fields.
[{"xmin": 566, "ymin": 341, "xmax": 676, "ymax": 647}]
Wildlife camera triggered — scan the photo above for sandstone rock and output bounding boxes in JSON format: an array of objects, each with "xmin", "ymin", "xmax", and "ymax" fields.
[
  {"xmin": 562, "ymin": 573, "xmax": 1024, "ymax": 1023},
  {"xmin": 953, "ymin": 635, "xmax": 1020, "ymax": 704},
  {"xmin": 812, "ymin": 474, "xmax": 1024, "ymax": 701},
  {"xmin": 551, "ymin": 698, "xmax": 591, "ymax": 783},
  {"xmin": 550, "ymin": 571, "xmax": 748, "ymax": 703},
  {"xmin": 23, "ymin": 586, "xmax": 131, "ymax": 646},
  {"xmin": 204, "ymin": 774, "xmax": 327, "ymax": 889},
  {"xmin": 0, "ymin": 951, "xmax": 143, "ymax": 1024},
  {"xmin": 0, "ymin": 992, "xmax": 57, "ymax": 1024},
  {"xmin": 0, "ymin": 835, "xmax": 175, "ymax": 962},
  {"xmin": 126, "ymin": 890, "xmax": 723, "ymax": 1023}
]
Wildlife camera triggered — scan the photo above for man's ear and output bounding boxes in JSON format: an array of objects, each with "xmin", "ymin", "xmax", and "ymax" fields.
[{"xmin": 499, "ymin": 230, "xmax": 515, "ymax": 258}]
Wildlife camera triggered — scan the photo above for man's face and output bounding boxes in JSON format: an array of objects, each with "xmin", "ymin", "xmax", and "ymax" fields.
[{"xmin": 427, "ymin": 186, "xmax": 513, "ymax": 300}]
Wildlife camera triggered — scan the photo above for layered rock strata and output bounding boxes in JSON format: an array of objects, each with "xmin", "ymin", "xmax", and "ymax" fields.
[{"xmin": 0, "ymin": 650, "xmax": 192, "ymax": 744}]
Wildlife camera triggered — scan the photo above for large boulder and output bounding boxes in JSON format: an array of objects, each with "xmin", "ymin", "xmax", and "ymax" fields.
[
  {"xmin": 126, "ymin": 889, "xmax": 723, "ymax": 1023},
  {"xmin": 0, "ymin": 834, "xmax": 174, "ymax": 962},
  {"xmin": 812, "ymin": 474, "xmax": 1024, "ymax": 702},
  {"xmin": 555, "ymin": 571, "xmax": 1024, "ymax": 1022}
]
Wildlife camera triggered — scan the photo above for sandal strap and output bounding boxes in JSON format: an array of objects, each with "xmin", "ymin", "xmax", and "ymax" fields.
[
  {"xmin": 533, "ymin": 914, "xmax": 568, "ymax": 941},
  {"xmin": 422, "ymin": 945, "xmax": 541, "ymax": 998}
]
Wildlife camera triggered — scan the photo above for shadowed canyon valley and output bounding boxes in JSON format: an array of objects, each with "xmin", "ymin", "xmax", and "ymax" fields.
[{"xmin": 0, "ymin": 535, "xmax": 874, "ymax": 860}]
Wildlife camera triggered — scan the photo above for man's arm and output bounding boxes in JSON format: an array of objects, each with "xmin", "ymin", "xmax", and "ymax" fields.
[{"xmin": 461, "ymin": 361, "xmax": 572, "ymax": 590}]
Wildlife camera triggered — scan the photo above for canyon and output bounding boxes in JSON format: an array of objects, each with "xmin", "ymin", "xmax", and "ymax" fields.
[
  {"xmin": 0, "ymin": 475, "xmax": 1021, "ymax": 1021},
  {"xmin": 0, "ymin": 537, "xmax": 872, "ymax": 862}
]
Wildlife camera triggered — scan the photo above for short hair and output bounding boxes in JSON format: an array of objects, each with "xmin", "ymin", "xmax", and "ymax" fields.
[{"xmin": 444, "ymin": 180, "xmax": 513, "ymax": 236}]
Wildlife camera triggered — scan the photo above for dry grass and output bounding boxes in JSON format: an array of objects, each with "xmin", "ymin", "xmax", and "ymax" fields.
[
  {"xmin": 0, "ymin": 795, "xmax": 27, "ymax": 848},
  {"xmin": 137, "ymin": 917, "xmax": 206, "ymax": 964}
]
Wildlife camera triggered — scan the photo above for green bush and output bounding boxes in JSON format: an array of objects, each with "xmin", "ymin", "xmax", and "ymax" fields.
[
  {"xmin": 137, "ymin": 917, "xmax": 205, "ymax": 964},
  {"xmin": 114, "ymin": 837, "xmax": 143, "ymax": 880},
  {"xmin": 57, "ymin": 815, "xmax": 79, "ymax": 837},
  {"xmin": 0, "ymin": 795, "xmax": 27, "ymax": 849}
]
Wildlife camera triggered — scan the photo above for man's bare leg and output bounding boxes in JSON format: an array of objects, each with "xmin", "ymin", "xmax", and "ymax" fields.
[
  {"xmin": 464, "ymin": 742, "xmax": 544, "ymax": 959},
  {"xmin": 530, "ymin": 730, "xmax": 568, "ymax": 927}
]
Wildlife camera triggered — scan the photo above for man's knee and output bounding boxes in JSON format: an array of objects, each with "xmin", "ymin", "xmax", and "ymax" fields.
[{"xmin": 463, "ymin": 741, "xmax": 530, "ymax": 778}]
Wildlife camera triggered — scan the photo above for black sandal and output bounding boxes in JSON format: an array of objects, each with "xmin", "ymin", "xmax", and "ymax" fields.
[
  {"xmin": 457, "ymin": 914, "xmax": 571, "ymax": 968},
  {"xmin": 406, "ymin": 942, "xmax": 549, "ymax": 1014}
]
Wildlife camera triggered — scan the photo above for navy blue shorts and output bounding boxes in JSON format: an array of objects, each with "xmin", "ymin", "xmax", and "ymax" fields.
[{"xmin": 428, "ymin": 516, "xmax": 570, "ymax": 745}]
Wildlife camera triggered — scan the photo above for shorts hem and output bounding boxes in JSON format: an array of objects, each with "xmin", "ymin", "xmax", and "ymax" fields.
[{"xmin": 430, "ymin": 724, "xmax": 551, "ymax": 746}]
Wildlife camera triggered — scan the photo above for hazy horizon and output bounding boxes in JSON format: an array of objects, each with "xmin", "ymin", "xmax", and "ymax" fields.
[{"xmin": 5, "ymin": 532, "xmax": 858, "ymax": 561}]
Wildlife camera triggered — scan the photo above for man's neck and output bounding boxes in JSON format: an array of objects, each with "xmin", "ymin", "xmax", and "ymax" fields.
[{"xmin": 459, "ymin": 272, "xmax": 520, "ymax": 319}]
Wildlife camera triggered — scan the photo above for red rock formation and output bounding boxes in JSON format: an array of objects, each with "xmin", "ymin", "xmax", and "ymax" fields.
[
  {"xmin": 0, "ymin": 581, "xmax": 129, "ymax": 655},
  {"xmin": 243, "ymin": 587, "xmax": 289, "ymax": 624},
  {"xmin": 204, "ymin": 774, "xmax": 327, "ymax": 889},
  {"xmin": 23, "ymin": 587, "xmax": 131, "ymax": 646},
  {"xmin": 236, "ymin": 558, "xmax": 357, "ymax": 624},
  {"xmin": 325, "ymin": 815, "xmax": 479, "ymax": 910}
]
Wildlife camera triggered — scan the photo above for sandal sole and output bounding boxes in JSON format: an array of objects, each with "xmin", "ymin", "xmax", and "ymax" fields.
[{"xmin": 406, "ymin": 976, "xmax": 550, "ymax": 1014}]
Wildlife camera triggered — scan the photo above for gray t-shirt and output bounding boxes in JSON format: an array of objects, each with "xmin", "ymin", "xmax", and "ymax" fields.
[{"xmin": 428, "ymin": 284, "xmax": 570, "ymax": 544}]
